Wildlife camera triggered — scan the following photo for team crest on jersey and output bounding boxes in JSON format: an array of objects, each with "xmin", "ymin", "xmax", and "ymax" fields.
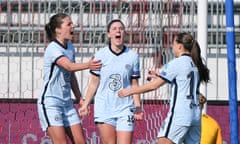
[
  {"xmin": 54, "ymin": 115, "xmax": 61, "ymax": 121},
  {"xmin": 161, "ymin": 64, "xmax": 169, "ymax": 76},
  {"xmin": 125, "ymin": 64, "xmax": 131, "ymax": 70},
  {"xmin": 161, "ymin": 71, "xmax": 167, "ymax": 76}
]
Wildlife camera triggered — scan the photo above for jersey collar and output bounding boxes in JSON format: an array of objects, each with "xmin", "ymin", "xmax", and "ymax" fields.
[
  {"xmin": 181, "ymin": 53, "xmax": 191, "ymax": 57},
  {"xmin": 54, "ymin": 39, "xmax": 68, "ymax": 49},
  {"xmin": 109, "ymin": 44, "xmax": 126, "ymax": 56}
]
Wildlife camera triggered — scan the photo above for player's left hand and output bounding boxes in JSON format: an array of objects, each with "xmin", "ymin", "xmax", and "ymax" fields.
[
  {"xmin": 78, "ymin": 100, "xmax": 90, "ymax": 116},
  {"xmin": 134, "ymin": 112, "xmax": 143, "ymax": 120},
  {"xmin": 132, "ymin": 106, "xmax": 143, "ymax": 120}
]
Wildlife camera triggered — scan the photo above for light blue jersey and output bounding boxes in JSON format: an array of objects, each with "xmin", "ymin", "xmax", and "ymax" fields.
[
  {"xmin": 37, "ymin": 40, "xmax": 81, "ymax": 131},
  {"xmin": 38, "ymin": 40, "xmax": 75, "ymax": 105},
  {"xmin": 158, "ymin": 54, "xmax": 201, "ymax": 143},
  {"xmin": 90, "ymin": 45, "xmax": 140, "ymax": 120}
]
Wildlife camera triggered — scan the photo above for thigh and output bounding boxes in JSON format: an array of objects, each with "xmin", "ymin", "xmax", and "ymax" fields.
[
  {"xmin": 97, "ymin": 123, "xmax": 116, "ymax": 144},
  {"xmin": 158, "ymin": 137, "xmax": 174, "ymax": 144},
  {"xmin": 117, "ymin": 131, "xmax": 133, "ymax": 144},
  {"xmin": 184, "ymin": 125, "xmax": 200, "ymax": 144},
  {"xmin": 65, "ymin": 124, "xmax": 86, "ymax": 144},
  {"xmin": 47, "ymin": 126, "xmax": 67, "ymax": 144}
]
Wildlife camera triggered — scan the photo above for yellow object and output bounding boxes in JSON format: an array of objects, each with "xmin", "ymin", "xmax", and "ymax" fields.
[{"xmin": 201, "ymin": 114, "xmax": 223, "ymax": 144}]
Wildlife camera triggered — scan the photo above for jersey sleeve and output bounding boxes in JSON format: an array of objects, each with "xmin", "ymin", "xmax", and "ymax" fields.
[
  {"xmin": 46, "ymin": 42, "xmax": 65, "ymax": 64},
  {"xmin": 131, "ymin": 54, "xmax": 140, "ymax": 79},
  {"xmin": 159, "ymin": 59, "xmax": 179, "ymax": 83},
  {"xmin": 89, "ymin": 50, "xmax": 101, "ymax": 76}
]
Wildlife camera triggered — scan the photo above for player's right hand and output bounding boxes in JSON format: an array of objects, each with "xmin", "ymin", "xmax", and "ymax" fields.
[
  {"xmin": 88, "ymin": 56, "xmax": 102, "ymax": 70},
  {"xmin": 134, "ymin": 112, "xmax": 143, "ymax": 121},
  {"xmin": 133, "ymin": 107, "xmax": 144, "ymax": 120},
  {"xmin": 147, "ymin": 70, "xmax": 159, "ymax": 81}
]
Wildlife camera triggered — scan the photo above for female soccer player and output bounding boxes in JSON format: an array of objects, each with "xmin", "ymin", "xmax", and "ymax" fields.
[
  {"xmin": 79, "ymin": 19, "xmax": 143, "ymax": 144},
  {"xmin": 118, "ymin": 32, "xmax": 210, "ymax": 144},
  {"xmin": 37, "ymin": 13, "xmax": 102, "ymax": 144}
]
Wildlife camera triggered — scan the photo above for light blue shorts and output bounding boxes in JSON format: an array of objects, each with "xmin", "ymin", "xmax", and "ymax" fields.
[
  {"xmin": 157, "ymin": 121, "xmax": 200, "ymax": 144},
  {"xmin": 94, "ymin": 115, "xmax": 135, "ymax": 132},
  {"xmin": 158, "ymin": 125, "xmax": 200, "ymax": 144},
  {"xmin": 158, "ymin": 117, "xmax": 201, "ymax": 144},
  {"xmin": 37, "ymin": 102, "xmax": 81, "ymax": 131}
]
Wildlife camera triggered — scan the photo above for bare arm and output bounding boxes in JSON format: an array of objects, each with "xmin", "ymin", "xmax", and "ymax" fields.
[
  {"xmin": 132, "ymin": 79, "xmax": 143, "ymax": 120},
  {"xmin": 56, "ymin": 56, "xmax": 102, "ymax": 72},
  {"xmin": 71, "ymin": 72, "xmax": 82, "ymax": 103},
  {"xmin": 79, "ymin": 74, "xmax": 100, "ymax": 116},
  {"xmin": 118, "ymin": 75, "xmax": 166, "ymax": 97},
  {"xmin": 131, "ymin": 79, "xmax": 141, "ymax": 107}
]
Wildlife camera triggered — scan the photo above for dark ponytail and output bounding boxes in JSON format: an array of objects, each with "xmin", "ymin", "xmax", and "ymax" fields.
[
  {"xmin": 45, "ymin": 23, "xmax": 54, "ymax": 41},
  {"xmin": 45, "ymin": 13, "xmax": 69, "ymax": 42},
  {"xmin": 191, "ymin": 40, "xmax": 210, "ymax": 83},
  {"xmin": 175, "ymin": 32, "xmax": 210, "ymax": 83}
]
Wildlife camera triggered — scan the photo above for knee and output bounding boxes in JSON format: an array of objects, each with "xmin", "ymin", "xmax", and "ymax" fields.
[{"xmin": 158, "ymin": 137, "xmax": 174, "ymax": 144}]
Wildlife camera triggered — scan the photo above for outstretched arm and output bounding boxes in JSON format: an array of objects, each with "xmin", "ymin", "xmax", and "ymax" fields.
[
  {"xmin": 56, "ymin": 56, "xmax": 102, "ymax": 72},
  {"xmin": 118, "ymin": 72, "xmax": 166, "ymax": 97},
  {"xmin": 71, "ymin": 72, "xmax": 82, "ymax": 103}
]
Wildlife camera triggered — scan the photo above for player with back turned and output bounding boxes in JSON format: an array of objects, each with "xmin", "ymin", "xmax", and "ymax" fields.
[{"xmin": 118, "ymin": 32, "xmax": 210, "ymax": 144}]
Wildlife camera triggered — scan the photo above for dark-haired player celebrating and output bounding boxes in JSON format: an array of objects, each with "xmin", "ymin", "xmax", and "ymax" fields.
[
  {"xmin": 118, "ymin": 32, "xmax": 210, "ymax": 144},
  {"xmin": 37, "ymin": 13, "xmax": 102, "ymax": 144},
  {"xmin": 80, "ymin": 19, "xmax": 143, "ymax": 144}
]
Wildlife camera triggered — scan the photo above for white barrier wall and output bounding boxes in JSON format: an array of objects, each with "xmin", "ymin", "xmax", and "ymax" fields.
[{"xmin": 0, "ymin": 54, "xmax": 239, "ymax": 100}]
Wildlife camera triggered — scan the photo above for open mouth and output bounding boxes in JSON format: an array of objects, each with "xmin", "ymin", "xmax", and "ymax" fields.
[
  {"xmin": 115, "ymin": 34, "xmax": 121, "ymax": 39},
  {"xmin": 70, "ymin": 31, "xmax": 74, "ymax": 35}
]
